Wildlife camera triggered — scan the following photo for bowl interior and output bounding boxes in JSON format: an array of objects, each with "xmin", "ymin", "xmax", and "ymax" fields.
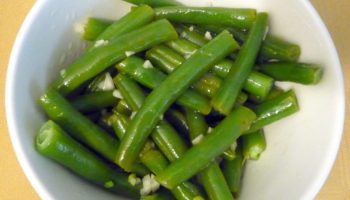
[{"xmin": 6, "ymin": 0, "xmax": 344, "ymax": 200}]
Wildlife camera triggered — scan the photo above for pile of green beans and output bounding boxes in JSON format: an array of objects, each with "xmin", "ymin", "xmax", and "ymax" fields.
[{"xmin": 35, "ymin": 1, "xmax": 324, "ymax": 199}]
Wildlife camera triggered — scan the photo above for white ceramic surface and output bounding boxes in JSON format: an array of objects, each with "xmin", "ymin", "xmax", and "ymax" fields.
[{"xmin": 6, "ymin": 0, "xmax": 345, "ymax": 200}]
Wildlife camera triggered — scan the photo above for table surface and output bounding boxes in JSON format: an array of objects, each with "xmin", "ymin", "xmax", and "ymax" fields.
[{"xmin": 1, "ymin": 1, "xmax": 349, "ymax": 199}]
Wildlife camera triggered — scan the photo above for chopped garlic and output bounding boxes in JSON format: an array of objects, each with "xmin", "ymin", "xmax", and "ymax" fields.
[
  {"xmin": 60, "ymin": 69, "xmax": 66, "ymax": 77},
  {"xmin": 74, "ymin": 22, "xmax": 85, "ymax": 35},
  {"xmin": 159, "ymin": 114, "xmax": 164, "ymax": 120},
  {"xmin": 149, "ymin": 174, "xmax": 160, "ymax": 193},
  {"xmin": 189, "ymin": 26, "xmax": 194, "ymax": 32},
  {"xmin": 128, "ymin": 174, "xmax": 141, "ymax": 186},
  {"xmin": 94, "ymin": 39, "xmax": 109, "ymax": 47},
  {"xmin": 207, "ymin": 127, "xmax": 213, "ymax": 134},
  {"xmin": 97, "ymin": 73, "xmax": 115, "ymax": 91},
  {"xmin": 125, "ymin": 51, "xmax": 135, "ymax": 57},
  {"xmin": 204, "ymin": 31, "xmax": 213, "ymax": 40},
  {"xmin": 230, "ymin": 141, "xmax": 238, "ymax": 152},
  {"xmin": 140, "ymin": 174, "xmax": 152, "ymax": 196},
  {"xmin": 140, "ymin": 174, "xmax": 160, "ymax": 196},
  {"xmin": 112, "ymin": 90, "xmax": 123, "ymax": 99},
  {"xmin": 143, "ymin": 60, "xmax": 153, "ymax": 69},
  {"xmin": 181, "ymin": 31, "xmax": 188, "ymax": 38},
  {"xmin": 131, "ymin": 112, "xmax": 137, "ymax": 119},
  {"xmin": 192, "ymin": 134, "xmax": 204, "ymax": 145}
]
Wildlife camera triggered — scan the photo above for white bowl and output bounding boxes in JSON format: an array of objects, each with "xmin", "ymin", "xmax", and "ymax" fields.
[{"xmin": 6, "ymin": 0, "xmax": 345, "ymax": 199}]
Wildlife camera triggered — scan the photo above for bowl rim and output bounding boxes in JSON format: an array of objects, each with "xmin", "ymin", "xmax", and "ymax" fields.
[{"xmin": 5, "ymin": 0, "xmax": 345, "ymax": 200}]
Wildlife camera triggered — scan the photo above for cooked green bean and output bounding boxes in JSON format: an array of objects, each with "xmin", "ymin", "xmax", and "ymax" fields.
[
  {"xmin": 184, "ymin": 108, "xmax": 208, "ymax": 141},
  {"xmin": 71, "ymin": 91, "xmax": 117, "ymax": 113},
  {"xmin": 36, "ymin": 121, "xmax": 140, "ymax": 198},
  {"xmin": 115, "ymin": 56, "xmax": 211, "ymax": 114},
  {"xmin": 123, "ymin": 0, "xmax": 183, "ymax": 7},
  {"xmin": 259, "ymin": 62, "xmax": 323, "ymax": 84},
  {"xmin": 146, "ymin": 45, "xmax": 222, "ymax": 98},
  {"xmin": 177, "ymin": 26, "xmax": 208, "ymax": 47},
  {"xmin": 164, "ymin": 108, "xmax": 190, "ymax": 137},
  {"xmin": 163, "ymin": 37, "xmax": 273, "ymax": 99},
  {"xmin": 53, "ymin": 19, "xmax": 178, "ymax": 95},
  {"xmin": 222, "ymin": 150, "xmax": 244, "ymax": 197},
  {"xmin": 248, "ymin": 90, "xmax": 299, "ymax": 133},
  {"xmin": 199, "ymin": 161, "xmax": 233, "ymax": 200},
  {"xmin": 113, "ymin": 74, "xmax": 145, "ymax": 111},
  {"xmin": 82, "ymin": 18, "xmax": 112, "ymax": 41},
  {"xmin": 155, "ymin": 7, "xmax": 257, "ymax": 29},
  {"xmin": 240, "ymin": 129, "xmax": 266, "ymax": 160},
  {"xmin": 156, "ymin": 106, "xmax": 256, "ymax": 189},
  {"xmin": 203, "ymin": 25, "xmax": 301, "ymax": 62},
  {"xmin": 113, "ymin": 99, "xmax": 133, "ymax": 116},
  {"xmin": 115, "ymin": 31, "xmax": 238, "ymax": 171},
  {"xmin": 212, "ymin": 13, "xmax": 269, "ymax": 115},
  {"xmin": 39, "ymin": 89, "xmax": 119, "ymax": 161}
]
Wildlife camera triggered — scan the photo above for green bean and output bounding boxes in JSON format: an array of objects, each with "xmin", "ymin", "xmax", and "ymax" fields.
[
  {"xmin": 212, "ymin": 13, "xmax": 269, "ymax": 115},
  {"xmin": 71, "ymin": 91, "xmax": 117, "ymax": 113},
  {"xmin": 123, "ymin": 0, "xmax": 183, "ymax": 7},
  {"xmin": 35, "ymin": 121, "xmax": 140, "ymax": 198},
  {"xmin": 140, "ymin": 150, "xmax": 204, "ymax": 200},
  {"xmin": 248, "ymin": 90, "xmax": 299, "ymax": 133},
  {"xmin": 249, "ymin": 86, "xmax": 284, "ymax": 103},
  {"xmin": 164, "ymin": 109, "xmax": 190, "ymax": 137},
  {"xmin": 146, "ymin": 45, "xmax": 222, "ymax": 98},
  {"xmin": 93, "ymin": 5, "xmax": 154, "ymax": 44},
  {"xmin": 204, "ymin": 25, "xmax": 301, "ymax": 62},
  {"xmin": 146, "ymin": 45, "xmax": 184, "ymax": 74},
  {"xmin": 164, "ymin": 37, "xmax": 273, "ymax": 99},
  {"xmin": 113, "ymin": 74, "xmax": 145, "ymax": 111},
  {"xmin": 199, "ymin": 162, "xmax": 233, "ymax": 200},
  {"xmin": 240, "ymin": 129, "xmax": 266, "ymax": 160},
  {"xmin": 39, "ymin": 89, "xmax": 119, "ymax": 161},
  {"xmin": 115, "ymin": 56, "xmax": 211, "ymax": 114},
  {"xmin": 151, "ymin": 120, "xmax": 188, "ymax": 162},
  {"xmin": 259, "ymin": 62, "xmax": 323, "ymax": 84},
  {"xmin": 177, "ymin": 26, "xmax": 208, "ymax": 47},
  {"xmin": 81, "ymin": 18, "xmax": 112, "ymax": 41},
  {"xmin": 53, "ymin": 19, "xmax": 178, "ymax": 95},
  {"xmin": 113, "ymin": 99, "xmax": 132, "ymax": 116},
  {"xmin": 184, "ymin": 108, "xmax": 208, "ymax": 141},
  {"xmin": 114, "ymin": 74, "xmax": 189, "ymax": 162},
  {"xmin": 115, "ymin": 31, "xmax": 238, "ymax": 171},
  {"xmin": 222, "ymin": 151, "xmax": 244, "ymax": 197},
  {"xmin": 109, "ymin": 112, "xmax": 130, "ymax": 139},
  {"xmin": 156, "ymin": 106, "xmax": 256, "ymax": 189},
  {"xmin": 155, "ymin": 7, "xmax": 257, "ymax": 29}
]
